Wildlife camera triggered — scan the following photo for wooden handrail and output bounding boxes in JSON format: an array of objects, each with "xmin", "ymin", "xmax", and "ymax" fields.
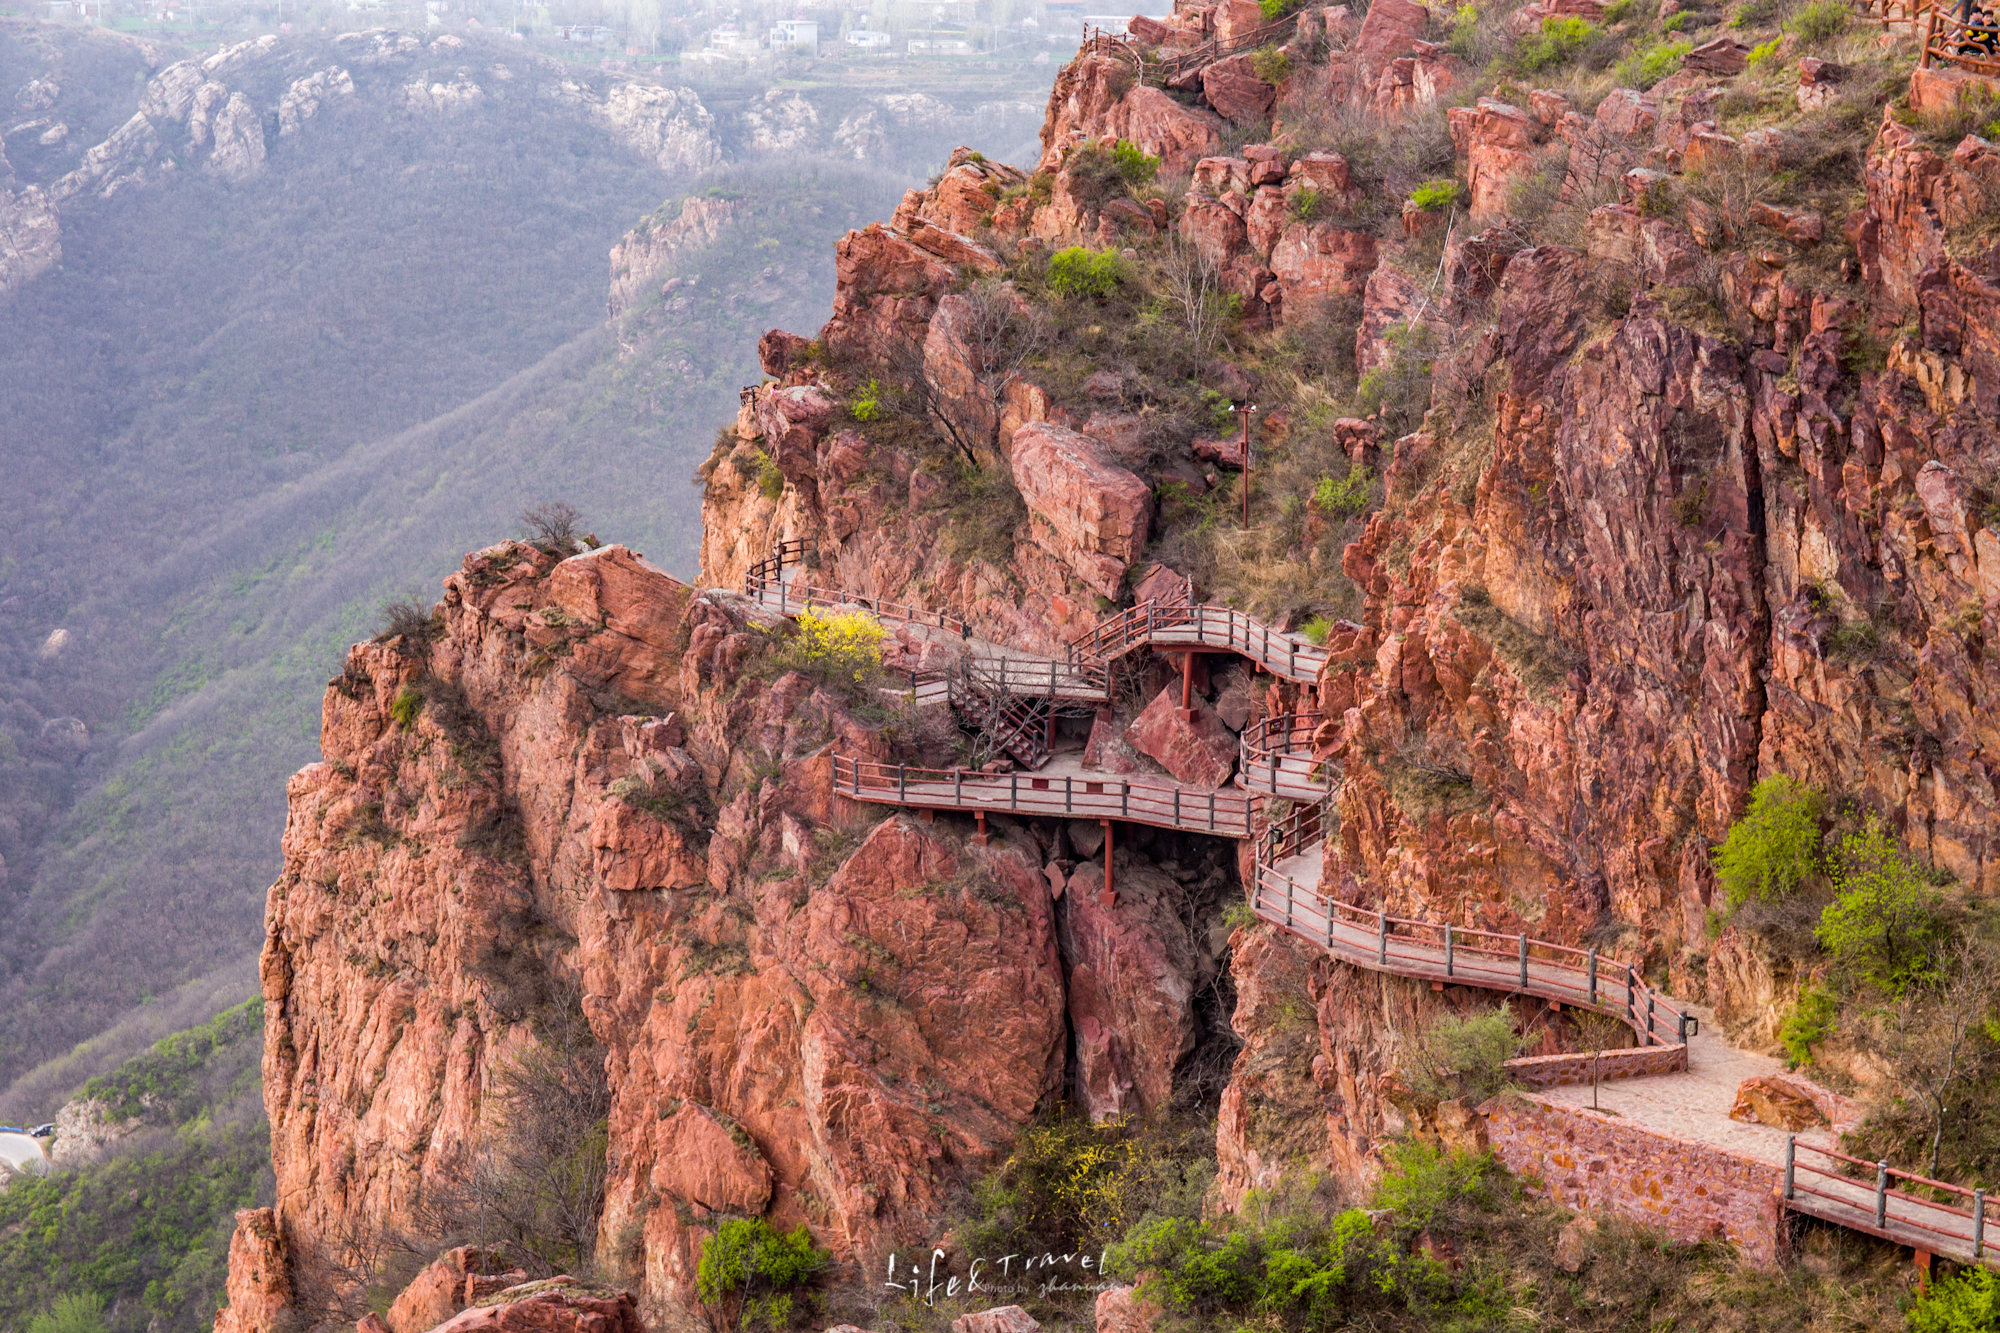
[
  {"xmin": 834, "ymin": 753, "xmax": 1257, "ymax": 836},
  {"xmin": 1249, "ymin": 852, "xmax": 1689, "ymax": 1050},
  {"xmin": 1785, "ymin": 1134, "xmax": 1999, "ymax": 1265}
]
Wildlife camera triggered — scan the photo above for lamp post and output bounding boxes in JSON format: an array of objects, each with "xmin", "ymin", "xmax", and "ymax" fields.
[{"xmin": 1233, "ymin": 402, "xmax": 1256, "ymax": 529}]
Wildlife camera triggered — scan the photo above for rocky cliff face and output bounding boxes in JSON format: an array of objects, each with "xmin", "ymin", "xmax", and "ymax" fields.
[
  {"xmin": 234, "ymin": 539, "xmax": 1237, "ymax": 1329},
  {"xmin": 222, "ymin": 1, "xmax": 2000, "ymax": 1326}
]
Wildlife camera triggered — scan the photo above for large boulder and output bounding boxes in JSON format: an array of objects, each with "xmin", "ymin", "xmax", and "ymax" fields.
[
  {"xmin": 1095, "ymin": 1286, "xmax": 1162, "ymax": 1333},
  {"xmin": 424, "ymin": 1282, "xmax": 646, "ymax": 1333},
  {"xmin": 1009, "ymin": 422, "xmax": 1154, "ymax": 597},
  {"xmin": 1064, "ymin": 857, "xmax": 1214, "ymax": 1119},
  {"xmin": 1202, "ymin": 54, "xmax": 1276, "ymax": 126},
  {"xmin": 1447, "ymin": 97, "xmax": 1544, "ymax": 222},
  {"xmin": 1124, "ymin": 685, "xmax": 1238, "ymax": 788},
  {"xmin": 1269, "ymin": 220, "xmax": 1379, "ymax": 307},
  {"xmin": 387, "ymin": 1248, "xmax": 524, "ymax": 1333},
  {"xmin": 950, "ymin": 1307, "xmax": 1041, "ymax": 1333},
  {"xmin": 820, "ymin": 223, "xmax": 959, "ymax": 368}
]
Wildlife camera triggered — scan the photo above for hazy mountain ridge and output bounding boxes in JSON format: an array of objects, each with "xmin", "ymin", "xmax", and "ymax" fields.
[{"xmin": 0, "ymin": 14, "xmax": 1044, "ymax": 1090}]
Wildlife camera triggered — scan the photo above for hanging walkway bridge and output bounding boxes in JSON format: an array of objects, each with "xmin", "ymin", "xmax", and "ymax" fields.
[{"xmin": 740, "ymin": 538, "xmax": 1999, "ymax": 1271}]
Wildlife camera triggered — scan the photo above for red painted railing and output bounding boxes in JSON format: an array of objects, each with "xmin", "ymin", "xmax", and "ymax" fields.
[{"xmin": 1785, "ymin": 1137, "xmax": 2000, "ymax": 1268}]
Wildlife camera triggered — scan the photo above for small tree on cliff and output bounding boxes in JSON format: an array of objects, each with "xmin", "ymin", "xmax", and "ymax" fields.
[
  {"xmin": 1400, "ymin": 1005, "xmax": 1521, "ymax": 1108},
  {"xmin": 1884, "ymin": 935, "xmax": 2000, "ymax": 1179},
  {"xmin": 521, "ymin": 500, "xmax": 587, "ymax": 556},
  {"xmin": 435, "ymin": 980, "xmax": 613, "ymax": 1279},
  {"xmin": 899, "ymin": 278, "xmax": 1047, "ymax": 467},
  {"xmin": 1712, "ymin": 774, "xmax": 1824, "ymax": 911}
]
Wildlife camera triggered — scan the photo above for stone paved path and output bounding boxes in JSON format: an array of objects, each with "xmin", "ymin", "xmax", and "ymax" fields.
[{"xmin": 1538, "ymin": 1004, "xmax": 1838, "ymax": 1165}]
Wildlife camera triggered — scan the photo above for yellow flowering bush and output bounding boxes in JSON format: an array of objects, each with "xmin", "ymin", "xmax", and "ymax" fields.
[{"xmin": 790, "ymin": 608, "xmax": 886, "ymax": 688}]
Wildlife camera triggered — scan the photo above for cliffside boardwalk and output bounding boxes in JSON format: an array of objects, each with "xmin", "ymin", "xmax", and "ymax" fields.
[{"xmin": 747, "ymin": 542, "xmax": 2000, "ymax": 1272}]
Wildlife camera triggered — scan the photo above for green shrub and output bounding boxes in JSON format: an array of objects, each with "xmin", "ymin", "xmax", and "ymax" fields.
[
  {"xmin": 1312, "ymin": 466, "xmax": 1374, "ymax": 517},
  {"xmin": 1409, "ymin": 178, "xmax": 1465, "ymax": 211},
  {"xmin": 1291, "ymin": 187, "xmax": 1324, "ymax": 221},
  {"xmin": 1048, "ymin": 246, "xmax": 1127, "ymax": 299},
  {"xmin": 1616, "ymin": 38, "xmax": 1692, "ymax": 87},
  {"xmin": 1713, "ymin": 775, "xmax": 1823, "ymax": 909},
  {"xmin": 1258, "ymin": 0, "xmax": 1306, "ymax": 17},
  {"xmin": 1601, "ymin": 0, "xmax": 1634, "ymax": 19},
  {"xmin": 1515, "ymin": 15, "xmax": 1596, "ymax": 71},
  {"xmin": 849, "ymin": 378, "xmax": 883, "ymax": 422},
  {"xmin": 1111, "ymin": 138, "xmax": 1160, "ymax": 184},
  {"xmin": 1661, "ymin": 10, "xmax": 1693, "ymax": 30},
  {"xmin": 1780, "ymin": 982, "xmax": 1839, "ymax": 1066},
  {"xmin": 1251, "ymin": 43, "xmax": 1293, "ymax": 83},
  {"xmin": 1352, "ymin": 324, "xmax": 1435, "ymax": 436},
  {"xmin": 1787, "ymin": 0, "xmax": 1849, "ymax": 42},
  {"xmin": 1400, "ymin": 1006, "xmax": 1522, "ymax": 1108},
  {"xmin": 756, "ymin": 453, "xmax": 785, "ymax": 501},
  {"xmin": 1909, "ymin": 1264, "xmax": 2000, "ymax": 1333},
  {"xmin": 28, "ymin": 1293, "xmax": 108, "ymax": 1333},
  {"xmin": 390, "ymin": 686, "xmax": 423, "ymax": 731},
  {"xmin": 1299, "ymin": 615, "xmax": 1334, "ymax": 645},
  {"xmin": 1370, "ymin": 1140, "xmax": 1498, "ymax": 1232},
  {"xmin": 1817, "ymin": 819, "xmax": 1947, "ymax": 991},
  {"xmin": 696, "ymin": 1219, "xmax": 830, "ymax": 1331},
  {"xmin": 1109, "ymin": 1196, "xmax": 1375, "ymax": 1330},
  {"xmin": 1746, "ymin": 35, "xmax": 1783, "ymax": 66},
  {"xmin": 1446, "ymin": 3, "xmax": 1483, "ymax": 56}
]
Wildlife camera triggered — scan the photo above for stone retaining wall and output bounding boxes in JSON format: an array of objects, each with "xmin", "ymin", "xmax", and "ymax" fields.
[
  {"xmin": 1481, "ymin": 1092, "xmax": 1786, "ymax": 1265},
  {"xmin": 1503, "ymin": 1043, "xmax": 1688, "ymax": 1089}
]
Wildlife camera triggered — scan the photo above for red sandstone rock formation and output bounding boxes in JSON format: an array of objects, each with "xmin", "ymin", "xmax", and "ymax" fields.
[
  {"xmin": 1008, "ymin": 421, "xmax": 1155, "ymax": 598},
  {"xmin": 213, "ymin": 1209, "xmax": 288, "ymax": 1333},
  {"xmin": 1124, "ymin": 687, "xmax": 1238, "ymax": 789},
  {"xmin": 426, "ymin": 1282, "xmax": 646, "ymax": 1333}
]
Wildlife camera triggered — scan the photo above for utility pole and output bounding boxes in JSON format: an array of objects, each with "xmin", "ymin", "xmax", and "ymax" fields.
[{"xmin": 1233, "ymin": 402, "xmax": 1257, "ymax": 529}]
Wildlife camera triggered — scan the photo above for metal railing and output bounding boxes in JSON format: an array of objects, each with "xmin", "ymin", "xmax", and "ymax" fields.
[
  {"xmin": 1784, "ymin": 1136, "xmax": 2000, "ymax": 1268},
  {"xmin": 833, "ymin": 754, "xmax": 1256, "ymax": 837},
  {"xmin": 743, "ymin": 536, "xmax": 812, "ymax": 599},
  {"xmin": 1137, "ymin": 13, "xmax": 1301, "ymax": 86},
  {"xmin": 757, "ymin": 579, "xmax": 971, "ymax": 635},
  {"xmin": 1067, "ymin": 583, "xmax": 1327, "ymax": 685},
  {"xmin": 1856, "ymin": 0, "xmax": 1928, "ymax": 28},
  {"xmin": 1240, "ymin": 713, "xmax": 1332, "ymax": 799},
  {"xmin": 1921, "ymin": 3, "xmax": 2000, "ymax": 72},
  {"xmin": 960, "ymin": 655, "xmax": 1109, "ymax": 702},
  {"xmin": 1250, "ymin": 855, "xmax": 1696, "ymax": 1052}
]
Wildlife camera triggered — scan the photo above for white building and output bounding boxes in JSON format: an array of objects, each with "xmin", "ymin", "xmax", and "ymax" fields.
[
  {"xmin": 846, "ymin": 27, "xmax": 891, "ymax": 45},
  {"xmin": 769, "ymin": 19, "xmax": 819, "ymax": 51},
  {"xmin": 908, "ymin": 36, "xmax": 972, "ymax": 52}
]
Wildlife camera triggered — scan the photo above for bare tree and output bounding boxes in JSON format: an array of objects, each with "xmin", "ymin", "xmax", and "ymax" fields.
[
  {"xmin": 428, "ymin": 981, "xmax": 614, "ymax": 1279},
  {"xmin": 1159, "ymin": 238, "xmax": 1226, "ymax": 364},
  {"xmin": 1887, "ymin": 935, "xmax": 2000, "ymax": 1178},
  {"xmin": 904, "ymin": 280, "xmax": 1047, "ymax": 467},
  {"xmin": 520, "ymin": 501, "xmax": 586, "ymax": 555},
  {"xmin": 1570, "ymin": 1008, "xmax": 1631, "ymax": 1113}
]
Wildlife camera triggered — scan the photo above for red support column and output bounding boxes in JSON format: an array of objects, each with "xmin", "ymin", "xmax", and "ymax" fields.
[
  {"xmin": 974, "ymin": 810, "xmax": 989, "ymax": 846},
  {"xmin": 1179, "ymin": 651, "xmax": 1196, "ymax": 720},
  {"xmin": 1100, "ymin": 819, "xmax": 1115, "ymax": 908}
]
